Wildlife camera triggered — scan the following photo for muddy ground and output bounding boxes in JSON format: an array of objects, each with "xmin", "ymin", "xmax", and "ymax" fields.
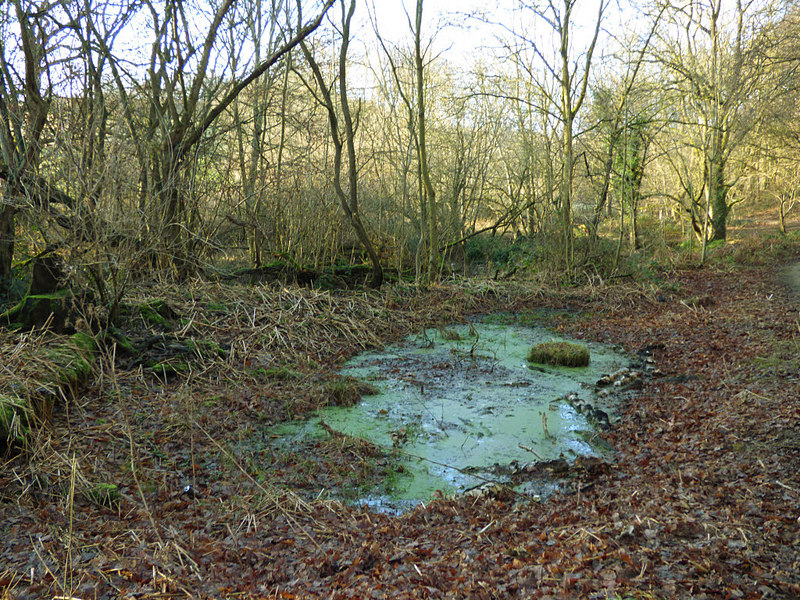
[{"xmin": 1, "ymin": 257, "xmax": 799, "ymax": 599}]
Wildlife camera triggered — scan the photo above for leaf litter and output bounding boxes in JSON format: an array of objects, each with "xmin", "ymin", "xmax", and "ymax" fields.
[{"xmin": 0, "ymin": 269, "xmax": 798, "ymax": 599}]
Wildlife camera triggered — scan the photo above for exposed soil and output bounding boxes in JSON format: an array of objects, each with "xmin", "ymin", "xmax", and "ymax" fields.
[{"xmin": 1, "ymin": 263, "xmax": 799, "ymax": 599}]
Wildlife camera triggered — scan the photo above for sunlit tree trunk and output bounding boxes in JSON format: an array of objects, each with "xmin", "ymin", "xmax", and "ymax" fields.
[
  {"xmin": 300, "ymin": 0, "xmax": 383, "ymax": 287},
  {"xmin": 414, "ymin": 0, "xmax": 438, "ymax": 281},
  {"xmin": 557, "ymin": 0, "xmax": 605, "ymax": 272},
  {"xmin": 653, "ymin": 0, "xmax": 783, "ymax": 245}
]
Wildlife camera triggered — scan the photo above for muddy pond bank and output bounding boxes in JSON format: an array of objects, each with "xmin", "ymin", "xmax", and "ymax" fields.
[{"xmin": 267, "ymin": 321, "xmax": 644, "ymax": 512}]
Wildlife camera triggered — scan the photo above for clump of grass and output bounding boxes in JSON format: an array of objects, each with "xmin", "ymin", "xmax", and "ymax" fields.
[
  {"xmin": 684, "ymin": 294, "xmax": 715, "ymax": 308},
  {"xmin": 1, "ymin": 393, "xmax": 33, "ymax": 453},
  {"xmin": 527, "ymin": 341, "xmax": 590, "ymax": 367},
  {"xmin": 325, "ymin": 376, "xmax": 380, "ymax": 407},
  {"xmin": 437, "ymin": 326, "xmax": 463, "ymax": 341}
]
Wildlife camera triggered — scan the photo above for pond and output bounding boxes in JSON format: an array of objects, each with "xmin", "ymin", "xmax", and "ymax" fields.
[{"xmin": 272, "ymin": 321, "xmax": 632, "ymax": 512}]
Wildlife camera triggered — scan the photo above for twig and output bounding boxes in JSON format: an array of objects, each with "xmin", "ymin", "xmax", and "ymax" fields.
[{"xmin": 518, "ymin": 443, "xmax": 545, "ymax": 461}]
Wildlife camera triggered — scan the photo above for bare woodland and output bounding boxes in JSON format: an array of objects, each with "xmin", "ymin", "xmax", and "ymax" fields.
[{"xmin": 0, "ymin": 0, "xmax": 797, "ymax": 294}]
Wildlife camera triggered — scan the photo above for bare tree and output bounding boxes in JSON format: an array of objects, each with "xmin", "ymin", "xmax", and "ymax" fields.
[
  {"xmin": 228, "ymin": 0, "xmax": 290, "ymax": 268},
  {"xmin": 371, "ymin": 0, "xmax": 445, "ymax": 283},
  {"xmin": 89, "ymin": 0, "xmax": 335, "ymax": 276},
  {"xmin": 0, "ymin": 1, "xmax": 55, "ymax": 288},
  {"xmin": 651, "ymin": 0, "xmax": 785, "ymax": 246},
  {"xmin": 0, "ymin": 0, "xmax": 105, "ymax": 290},
  {"xmin": 412, "ymin": 0, "xmax": 440, "ymax": 281},
  {"xmin": 503, "ymin": 0, "xmax": 607, "ymax": 272},
  {"xmin": 299, "ymin": 0, "xmax": 383, "ymax": 287}
]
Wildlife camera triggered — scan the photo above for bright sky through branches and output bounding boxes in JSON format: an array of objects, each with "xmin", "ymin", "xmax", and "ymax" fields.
[{"xmin": 353, "ymin": 0, "xmax": 648, "ymax": 86}]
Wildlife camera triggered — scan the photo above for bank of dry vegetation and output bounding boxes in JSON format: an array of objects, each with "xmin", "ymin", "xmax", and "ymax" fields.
[{"xmin": 0, "ymin": 234, "xmax": 798, "ymax": 599}]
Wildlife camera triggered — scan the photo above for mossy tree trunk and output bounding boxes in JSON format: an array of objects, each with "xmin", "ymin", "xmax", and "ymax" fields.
[{"xmin": 0, "ymin": 204, "xmax": 14, "ymax": 291}]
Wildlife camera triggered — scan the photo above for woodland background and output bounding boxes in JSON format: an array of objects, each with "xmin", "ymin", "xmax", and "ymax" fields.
[{"xmin": 1, "ymin": 0, "xmax": 799, "ymax": 298}]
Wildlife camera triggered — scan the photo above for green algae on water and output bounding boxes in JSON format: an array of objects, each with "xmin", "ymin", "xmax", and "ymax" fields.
[{"xmin": 271, "ymin": 322, "xmax": 629, "ymax": 511}]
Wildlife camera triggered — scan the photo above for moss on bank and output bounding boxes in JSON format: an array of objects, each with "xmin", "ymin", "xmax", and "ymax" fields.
[{"xmin": 1, "ymin": 332, "xmax": 97, "ymax": 454}]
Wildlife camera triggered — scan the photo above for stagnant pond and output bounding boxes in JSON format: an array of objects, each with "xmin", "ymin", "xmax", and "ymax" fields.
[{"xmin": 273, "ymin": 321, "xmax": 631, "ymax": 511}]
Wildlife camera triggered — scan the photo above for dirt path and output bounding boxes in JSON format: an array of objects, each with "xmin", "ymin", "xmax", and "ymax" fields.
[{"xmin": 1, "ymin": 265, "xmax": 799, "ymax": 599}]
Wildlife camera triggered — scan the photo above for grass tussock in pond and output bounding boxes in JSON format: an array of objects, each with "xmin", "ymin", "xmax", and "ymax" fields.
[
  {"xmin": 527, "ymin": 341, "xmax": 590, "ymax": 367},
  {"xmin": 324, "ymin": 376, "xmax": 380, "ymax": 407}
]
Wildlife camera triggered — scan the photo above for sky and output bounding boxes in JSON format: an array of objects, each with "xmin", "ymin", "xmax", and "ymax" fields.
[
  {"xmin": 353, "ymin": 0, "xmax": 636, "ymax": 69},
  {"xmin": 339, "ymin": 0, "xmax": 631, "ymax": 99},
  {"xmin": 96, "ymin": 0, "xmax": 642, "ymax": 97},
  {"xmin": 357, "ymin": 0, "xmax": 495, "ymax": 63}
]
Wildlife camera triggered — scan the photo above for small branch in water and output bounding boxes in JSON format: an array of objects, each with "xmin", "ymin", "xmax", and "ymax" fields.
[
  {"xmin": 518, "ymin": 443, "xmax": 544, "ymax": 461},
  {"xmin": 542, "ymin": 412, "xmax": 554, "ymax": 441},
  {"xmin": 319, "ymin": 420, "xmax": 344, "ymax": 438}
]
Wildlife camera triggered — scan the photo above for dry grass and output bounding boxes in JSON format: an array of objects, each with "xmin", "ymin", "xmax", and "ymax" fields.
[{"xmin": 0, "ymin": 273, "xmax": 693, "ymax": 509}]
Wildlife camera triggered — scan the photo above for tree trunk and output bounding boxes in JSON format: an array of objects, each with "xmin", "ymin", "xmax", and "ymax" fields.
[
  {"xmin": 709, "ymin": 155, "xmax": 728, "ymax": 242},
  {"xmin": 590, "ymin": 133, "xmax": 616, "ymax": 245},
  {"xmin": 415, "ymin": 0, "xmax": 438, "ymax": 282},
  {"xmin": 561, "ymin": 117, "xmax": 574, "ymax": 270},
  {"xmin": 299, "ymin": 0, "xmax": 383, "ymax": 288},
  {"xmin": 0, "ymin": 205, "xmax": 15, "ymax": 290}
]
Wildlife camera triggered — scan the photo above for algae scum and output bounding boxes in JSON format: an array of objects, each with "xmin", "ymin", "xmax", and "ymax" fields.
[{"xmin": 275, "ymin": 322, "xmax": 631, "ymax": 511}]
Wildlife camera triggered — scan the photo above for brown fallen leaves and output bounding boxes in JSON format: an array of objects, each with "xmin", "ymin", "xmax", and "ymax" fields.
[{"xmin": 1, "ymin": 265, "xmax": 799, "ymax": 599}]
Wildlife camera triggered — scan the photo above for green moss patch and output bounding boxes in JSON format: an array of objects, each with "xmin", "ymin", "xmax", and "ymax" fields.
[
  {"xmin": 205, "ymin": 302, "xmax": 230, "ymax": 313},
  {"xmin": 0, "ymin": 393, "xmax": 32, "ymax": 451},
  {"xmin": 86, "ymin": 482, "xmax": 120, "ymax": 507},
  {"xmin": 107, "ymin": 326, "xmax": 137, "ymax": 355},
  {"xmin": 46, "ymin": 332, "xmax": 98, "ymax": 388},
  {"xmin": 0, "ymin": 289, "xmax": 73, "ymax": 331},
  {"xmin": 149, "ymin": 361, "xmax": 189, "ymax": 379},
  {"xmin": 250, "ymin": 366, "xmax": 303, "ymax": 381},
  {"xmin": 527, "ymin": 341, "xmax": 590, "ymax": 367},
  {"xmin": 138, "ymin": 300, "xmax": 176, "ymax": 328},
  {"xmin": 2, "ymin": 333, "xmax": 98, "ymax": 453},
  {"xmin": 185, "ymin": 338, "xmax": 226, "ymax": 359}
]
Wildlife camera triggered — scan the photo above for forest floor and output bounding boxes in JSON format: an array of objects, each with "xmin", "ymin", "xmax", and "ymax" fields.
[{"xmin": 1, "ymin": 244, "xmax": 800, "ymax": 599}]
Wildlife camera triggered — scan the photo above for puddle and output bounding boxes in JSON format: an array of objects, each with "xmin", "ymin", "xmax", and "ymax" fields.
[{"xmin": 271, "ymin": 322, "xmax": 631, "ymax": 512}]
